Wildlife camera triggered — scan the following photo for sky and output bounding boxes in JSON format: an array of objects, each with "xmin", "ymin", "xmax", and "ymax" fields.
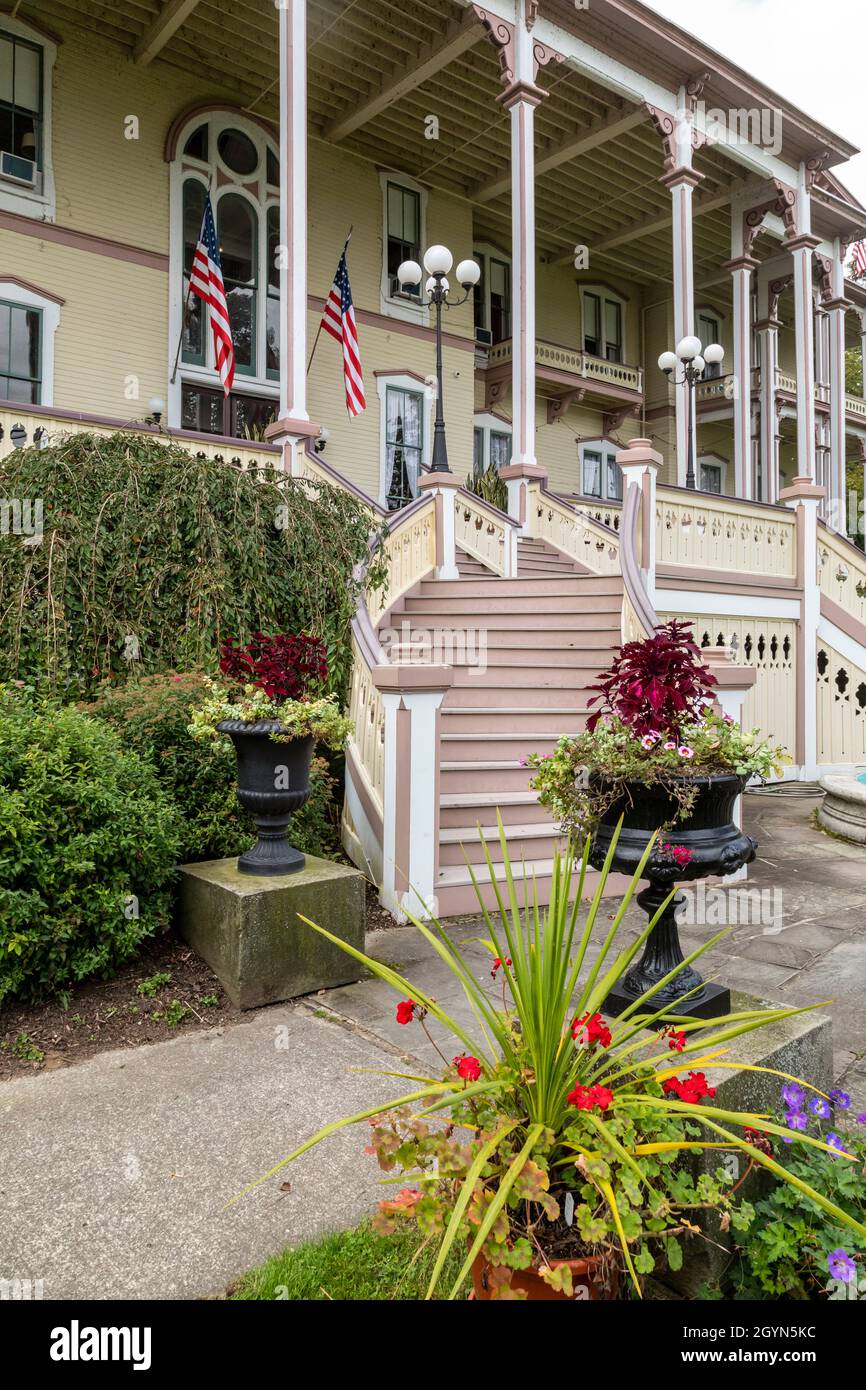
[{"xmin": 641, "ymin": 0, "xmax": 866, "ymax": 208}]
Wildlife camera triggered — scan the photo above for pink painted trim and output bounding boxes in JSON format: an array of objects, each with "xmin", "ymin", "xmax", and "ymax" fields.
[
  {"xmin": 372, "ymin": 368, "xmax": 432, "ymax": 383},
  {"xmin": 394, "ymin": 703, "xmax": 412, "ymax": 895},
  {"xmin": 820, "ymin": 593, "xmax": 866, "ymax": 650},
  {"xmin": 163, "ymin": 101, "xmax": 277, "ymax": 163},
  {"xmin": 0, "ymin": 400, "xmax": 282, "ymax": 456},
  {"xmin": 0, "ymin": 210, "xmax": 169, "ymax": 272},
  {"xmin": 0, "ymin": 274, "xmax": 64, "ymax": 305},
  {"xmin": 656, "ymin": 569, "xmax": 801, "ymax": 599},
  {"xmin": 345, "ymin": 743, "xmax": 384, "ymax": 844}
]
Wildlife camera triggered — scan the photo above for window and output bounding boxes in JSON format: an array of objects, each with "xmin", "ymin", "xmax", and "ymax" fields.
[
  {"xmin": 472, "ymin": 413, "xmax": 512, "ymax": 477},
  {"xmin": 581, "ymin": 288, "xmax": 625, "ymax": 362},
  {"xmin": 699, "ymin": 461, "xmax": 723, "ymax": 494},
  {"xmin": 0, "ymin": 298, "xmax": 40, "ymax": 402},
  {"xmin": 386, "ymin": 181, "xmax": 421, "ymax": 299},
  {"xmin": 384, "ymin": 385, "xmax": 423, "ymax": 510},
  {"xmin": 582, "ymin": 448, "xmax": 602, "ymax": 497},
  {"xmin": 473, "ymin": 249, "xmax": 512, "ymax": 346},
  {"xmin": 170, "ymin": 111, "xmax": 279, "ymax": 434},
  {"xmin": 0, "ymin": 280, "xmax": 59, "ymax": 404},
  {"xmin": 0, "ymin": 20, "xmax": 55, "ymax": 217},
  {"xmin": 578, "ymin": 440, "xmax": 623, "ymax": 502},
  {"xmin": 697, "ymin": 312, "xmax": 722, "ymax": 379},
  {"xmin": 0, "ymin": 30, "xmax": 41, "ymax": 171}
]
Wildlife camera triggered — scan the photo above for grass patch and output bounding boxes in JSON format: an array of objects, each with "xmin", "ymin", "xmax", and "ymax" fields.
[{"xmin": 229, "ymin": 1221, "xmax": 470, "ymax": 1301}]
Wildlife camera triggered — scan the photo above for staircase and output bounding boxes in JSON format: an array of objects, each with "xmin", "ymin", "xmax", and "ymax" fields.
[{"xmin": 386, "ymin": 538, "xmax": 624, "ymax": 914}]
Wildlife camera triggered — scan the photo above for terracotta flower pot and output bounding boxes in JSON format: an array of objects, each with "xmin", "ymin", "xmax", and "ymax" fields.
[{"xmin": 470, "ymin": 1251, "xmax": 618, "ymax": 1301}]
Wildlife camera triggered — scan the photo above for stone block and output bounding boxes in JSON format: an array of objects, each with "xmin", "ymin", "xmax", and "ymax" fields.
[{"xmin": 178, "ymin": 855, "xmax": 366, "ymax": 1009}]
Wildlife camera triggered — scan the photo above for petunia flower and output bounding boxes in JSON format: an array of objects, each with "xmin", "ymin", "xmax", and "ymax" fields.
[
  {"xmin": 663, "ymin": 741, "xmax": 677, "ymax": 751},
  {"xmin": 640, "ymin": 734, "xmax": 656, "ymax": 750},
  {"xmin": 828, "ymin": 1249, "xmax": 857, "ymax": 1283},
  {"xmin": 678, "ymin": 746, "xmax": 695, "ymax": 759}
]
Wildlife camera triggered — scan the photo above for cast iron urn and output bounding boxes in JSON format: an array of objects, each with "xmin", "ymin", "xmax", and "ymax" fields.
[
  {"xmin": 217, "ymin": 720, "xmax": 314, "ymax": 876},
  {"xmin": 588, "ymin": 773, "xmax": 757, "ymax": 1019}
]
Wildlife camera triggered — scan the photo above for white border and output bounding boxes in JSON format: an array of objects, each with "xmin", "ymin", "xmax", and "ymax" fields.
[{"xmin": 0, "ymin": 278, "xmax": 60, "ymax": 405}]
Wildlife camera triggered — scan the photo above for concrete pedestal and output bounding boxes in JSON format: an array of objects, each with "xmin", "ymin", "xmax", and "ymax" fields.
[
  {"xmin": 659, "ymin": 989, "xmax": 833, "ymax": 1297},
  {"xmin": 178, "ymin": 854, "xmax": 366, "ymax": 1009}
]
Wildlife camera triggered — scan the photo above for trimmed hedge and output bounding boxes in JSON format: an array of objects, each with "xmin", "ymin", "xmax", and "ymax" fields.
[{"xmin": 0, "ymin": 692, "xmax": 179, "ymax": 1004}]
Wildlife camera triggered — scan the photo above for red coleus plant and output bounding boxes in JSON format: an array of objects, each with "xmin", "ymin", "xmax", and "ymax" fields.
[
  {"xmin": 219, "ymin": 632, "xmax": 328, "ymax": 702},
  {"xmin": 586, "ymin": 619, "xmax": 716, "ymax": 739}
]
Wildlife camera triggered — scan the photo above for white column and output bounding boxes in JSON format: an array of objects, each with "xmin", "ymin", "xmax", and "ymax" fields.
[
  {"xmin": 502, "ymin": 19, "xmax": 541, "ymax": 469},
  {"xmin": 825, "ymin": 240, "xmax": 849, "ymax": 534},
  {"xmin": 269, "ymin": 0, "xmax": 319, "ymax": 472},
  {"xmin": 378, "ymin": 681, "xmax": 450, "ymax": 922},
  {"xmin": 756, "ymin": 315, "xmax": 781, "ymax": 503},
  {"xmin": 725, "ymin": 253, "xmax": 758, "ymax": 498},
  {"xmin": 789, "ymin": 235, "xmax": 820, "ymax": 481},
  {"xmin": 661, "ymin": 106, "xmax": 701, "ymax": 486},
  {"xmin": 418, "ymin": 472, "xmax": 461, "ymax": 580},
  {"xmin": 781, "ymin": 476, "xmax": 824, "ymax": 778}
]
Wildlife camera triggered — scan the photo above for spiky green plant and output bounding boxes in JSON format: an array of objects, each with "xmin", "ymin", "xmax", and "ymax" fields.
[{"xmin": 239, "ymin": 822, "xmax": 866, "ymax": 1299}]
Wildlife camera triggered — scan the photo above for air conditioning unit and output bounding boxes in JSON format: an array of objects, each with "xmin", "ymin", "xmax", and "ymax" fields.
[
  {"xmin": 0, "ymin": 151, "xmax": 37, "ymax": 187},
  {"xmin": 475, "ymin": 328, "xmax": 493, "ymax": 347}
]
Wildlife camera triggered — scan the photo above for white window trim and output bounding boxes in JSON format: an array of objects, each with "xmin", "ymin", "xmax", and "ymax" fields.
[
  {"xmin": 0, "ymin": 279, "xmax": 60, "ymax": 405},
  {"xmin": 167, "ymin": 111, "xmax": 280, "ymax": 428},
  {"xmin": 0, "ymin": 16, "xmax": 57, "ymax": 221},
  {"xmin": 697, "ymin": 453, "xmax": 728, "ymax": 494},
  {"xmin": 577, "ymin": 438, "xmax": 623, "ymax": 501},
  {"xmin": 580, "ymin": 285, "xmax": 626, "ymax": 362},
  {"xmin": 379, "ymin": 170, "xmax": 429, "ymax": 327},
  {"xmin": 376, "ymin": 371, "xmax": 435, "ymax": 508},
  {"xmin": 473, "ymin": 410, "xmax": 512, "ymax": 471}
]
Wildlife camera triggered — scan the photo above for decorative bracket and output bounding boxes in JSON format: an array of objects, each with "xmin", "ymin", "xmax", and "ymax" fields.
[
  {"xmin": 804, "ymin": 151, "xmax": 832, "ymax": 192},
  {"xmin": 474, "ymin": 5, "xmax": 563, "ymax": 93},
  {"xmin": 742, "ymin": 180, "xmax": 797, "ymax": 254},
  {"xmin": 768, "ymin": 273, "xmax": 794, "ymax": 319},
  {"xmin": 547, "ymin": 388, "xmax": 585, "ymax": 424}
]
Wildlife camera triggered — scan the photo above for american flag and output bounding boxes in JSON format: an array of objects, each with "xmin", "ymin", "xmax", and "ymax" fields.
[
  {"xmin": 188, "ymin": 193, "xmax": 235, "ymax": 395},
  {"xmin": 320, "ymin": 241, "xmax": 365, "ymax": 417},
  {"xmin": 853, "ymin": 240, "xmax": 866, "ymax": 278}
]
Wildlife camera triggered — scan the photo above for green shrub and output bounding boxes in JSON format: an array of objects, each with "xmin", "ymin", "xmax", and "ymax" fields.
[
  {"xmin": 82, "ymin": 672, "xmax": 340, "ymax": 863},
  {"xmin": 0, "ymin": 691, "xmax": 179, "ymax": 1004},
  {"xmin": 0, "ymin": 432, "xmax": 385, "ymax": 702}
]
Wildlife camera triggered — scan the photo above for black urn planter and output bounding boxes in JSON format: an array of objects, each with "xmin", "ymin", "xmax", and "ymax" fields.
[
  {"xmin": 217, "ymin": 720, "xmax": 314, "ymax": 876},
  {"xmin": 588, "ymin": 773, "xmax": 757, "ymax": 1020}
]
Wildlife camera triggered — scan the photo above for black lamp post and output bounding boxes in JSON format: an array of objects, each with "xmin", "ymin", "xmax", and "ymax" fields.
[
  {"xmin": 397, "ymin": 246, "xmax": 481, "ymax": 473},
  {"xmin": 659, "ymin": 337, "xmax": 725, "ymax": 489}
]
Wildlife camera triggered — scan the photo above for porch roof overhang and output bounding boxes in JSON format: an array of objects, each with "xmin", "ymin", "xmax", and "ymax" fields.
[{"xmin": 22, "ymin": 0, "xmax": 866, "ymax": 289}]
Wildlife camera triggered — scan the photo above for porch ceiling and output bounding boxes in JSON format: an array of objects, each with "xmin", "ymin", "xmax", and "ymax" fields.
[{"xmin": 27, "ymin": 0, "xmax": 858, "ymax": 293}]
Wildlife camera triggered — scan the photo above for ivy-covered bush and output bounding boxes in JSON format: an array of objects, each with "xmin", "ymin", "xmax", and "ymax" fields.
[
  {"xmin": 82, "ymin": 672, "xmax": 341, "ymax": 864},
  {"xmin": 0, "ymin": 690, "xmax": 179, "ymax": 1004},
  {"xmin": 0, "ymin": 432, "xmax": 385, "ymax": 702}
]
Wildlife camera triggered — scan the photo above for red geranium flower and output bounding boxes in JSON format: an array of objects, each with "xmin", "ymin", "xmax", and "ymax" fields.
[
  {"xmin": 454, "ymin": 1055, "xmax": 482, "ymax": 1082},
  {"xmin": 663, "ymin": 1070, "xmax": 716, "ymax": 1104},
  {"xmin": 659, "ymin": 1025, "xmax": 687, "ymax": 1053},
  {"xmin": 567, "ymin": 1083, "xmax": 614, "ymax": 1113},
  {"xmin": 491, "ymin": 956, "xmax": 512, "ymax": 978},
  {"xmin": 395, "ymin": 999, "xmax": 416, "ymax": 1025},
  {"xmin": 572, "ymin": 1012, "xmax": 612, "ymax": 1048}
]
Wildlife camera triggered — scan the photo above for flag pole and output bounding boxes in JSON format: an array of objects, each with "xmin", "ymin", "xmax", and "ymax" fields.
[
  {"xmin": 170, "ymin": 177, "xmax": 214, "ymax": 386},
  {"xmin": 306, "ymin": 225, "xmax": 353, "ymax": 376}
]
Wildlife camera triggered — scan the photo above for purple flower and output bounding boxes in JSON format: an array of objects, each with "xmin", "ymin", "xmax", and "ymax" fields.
[
  {"xmin": 809, "ymin": 1097, "xmax": 831, "ymax": 1119},
  {"xmin": 785, "ymin": 1110, "xmax": 808, "ymax": 1132},
  {"xmin": 857, "ymin": 1114, "xmax": 866, "ymax": 1126},
  {"xmin": 781, "ymin": 1083, "xmax": 805, "ymax": 1108},
  {"xmin": 828, "ymin": 1249, "xmax": 857, "ymax": 1283},
  {"xmin": 826, "ymin": 1132, "xmax": 847, "ymax": 1154},
  {"xmin": 678, "ymin": 745, "xmax": 695, "ymax": 760},
  {"xmin": 829, "ymin": 1089, "xmax": 852, "ymax": 1111}
]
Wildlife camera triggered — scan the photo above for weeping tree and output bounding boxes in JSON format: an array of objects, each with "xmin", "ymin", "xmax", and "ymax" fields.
[{"xmin": 0, "ymin": 432, "xmax": 385, "ymax": 702}]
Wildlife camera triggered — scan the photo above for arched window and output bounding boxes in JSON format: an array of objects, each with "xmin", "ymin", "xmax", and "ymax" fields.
[{"xmin": 169, "ymin": 110, "xmax": 279, "ymax": 438}]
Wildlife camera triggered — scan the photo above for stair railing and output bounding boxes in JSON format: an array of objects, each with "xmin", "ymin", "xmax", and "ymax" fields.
[
  {"xmin": 454, "ymin": 488, "xmax": 519, "ymax": 576},
  {"xmin": 524, "ymin": 477, "xmax": 621, "ymax": 575}
]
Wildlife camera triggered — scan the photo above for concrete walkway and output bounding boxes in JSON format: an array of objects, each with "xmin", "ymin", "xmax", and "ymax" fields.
[{"xmin": 1, "ymin": 789, "xmax": 864, "ymax": 1299}]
